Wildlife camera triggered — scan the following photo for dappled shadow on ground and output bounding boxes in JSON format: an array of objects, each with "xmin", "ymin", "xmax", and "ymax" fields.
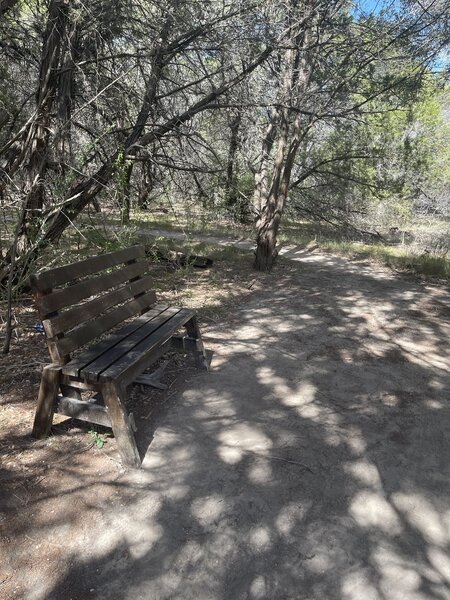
[{"xmin": 1, "ymin": 254, "xmax": 449, "ymax": 600}]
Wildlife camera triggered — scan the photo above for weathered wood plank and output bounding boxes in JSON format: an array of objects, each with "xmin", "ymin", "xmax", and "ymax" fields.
[
  {"xmin": 30, "ymin": 245, "xmax": 146, "ymax": 291},
  {"xmin": 62, "ymin": 304, "xmax": 169, "ymax": 378},
  {"xmin": 80, "ymin": 307, "xmax": 180, "ymax": 380},
  {"xmin": 60, "ymin": 376, "xmax": 100, "ymax": 391},
  {"xmin": 184, "ymin": 315, "xmax": 209, "ymax": 370},
  {"xmin": 133, "ymin": 358, "xmax": 169, "ymax": 390},
  {"xmin": 134, "ymin": 375, "xmax": 167, "ymax": 390},
  {"xmin": 32, "ymin": 364, "xmax": 61, "ymax": 438},
  {"xmin": 35, "ymin": 259, "xmax": 149, "ymax": 316},
  {"xmin": 56, "ymin": 290, "xmax": 157, "ymax": 357},
  {"xmin": 43, "ymin": 274, "xmax": 155, "ymax": 337},
  {"xmin": 60, "ymin": 383, "xmax": 82, "ymax": 401},
  {"xmin": 100, "ymin": 308, "xmax": 194, "ymax": 384},
  {"xmin": 171, "ymin": 335, "xmax": 200, "ymax": 352},
  {"xmin": 101, "ymin": 380, "xmax": 141, "ymax": 467},
  {"xmin": 55, "ymin": 396, "xmax": 111, "ymax": 428}
]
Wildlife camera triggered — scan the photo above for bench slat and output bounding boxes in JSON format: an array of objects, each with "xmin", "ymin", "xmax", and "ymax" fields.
[
  {"xmin": 30, "ymin": 245, "xmax": 146, "ymax": 291},
  {"xmin": 56, "ymin": 290, "xmax": 157, "ymax": 357},
  {"xmin": 80, "ymin": 307, "xmax": 181, "ymax": 380},
  {"xmin": 55, "ymin": 396, "xmax": 111, "ymax": 428},
  {"xmin": 62, "ymin": 304, "xmax": 170, "ymax": 377},
  {"xmin": 43, "ymin": 274, "xmax": 155, "ymax": 337},
  {"xmin": 36, "ymin": 259, "xmax": 149, "ymax": 316},
  {"xmin": 100, "ymin": 308, "xmax": 194, "ymax": 383}
]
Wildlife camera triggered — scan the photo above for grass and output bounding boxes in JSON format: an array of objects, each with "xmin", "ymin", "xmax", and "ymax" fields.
[
  {"xmin": 277, "ymin": 218, "xmax": 450, "ymax": 279},
  {"xmin": 10, "ymin": 202, "xmax": 447, "ymax": 287},
  {"xmin": 84, "ymin": 212, "xmax": 450, "ymax": 281},
  {"xmin": 318, "ymin": 240, "xmax": 450, "ymax": 279},
  {"xmin": 129, "ymin": 207, "xmax": 251, "ymax": 240},
  {"xmin": 279, "ymin": 217, "xmax": 450, "ymax": 280}
]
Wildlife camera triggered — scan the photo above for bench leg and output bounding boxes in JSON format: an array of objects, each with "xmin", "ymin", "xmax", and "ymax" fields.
[
  {"xmin": 184, "ymin": 316, "xmax": 209, "ymax": 371},
  {"xmin": 101, "ymin": 380, "xmax": 141, "ymax": 468},
  {"xmin": 32, "ymin": 364, "xmax": 61, "ymax": 438}
]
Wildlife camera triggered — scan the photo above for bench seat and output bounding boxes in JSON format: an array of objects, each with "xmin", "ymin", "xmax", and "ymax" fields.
[{"xmin": 63, "ymin": 304, "xmax": 194, "ymax": 384}]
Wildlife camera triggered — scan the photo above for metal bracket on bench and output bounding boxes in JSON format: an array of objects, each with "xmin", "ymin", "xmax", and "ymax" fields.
[{"xmin": 171, "ymin": 335, "xmax": 201, "ymax": 352}]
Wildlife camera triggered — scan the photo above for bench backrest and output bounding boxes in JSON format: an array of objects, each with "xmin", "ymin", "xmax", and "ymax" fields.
[{"xmin": 29, "ymin": 245, "xmax": 156, "ymax": 365}]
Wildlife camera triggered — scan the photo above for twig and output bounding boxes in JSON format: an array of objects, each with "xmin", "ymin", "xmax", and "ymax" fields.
[
  {"xmin": 99, "ymin": 448, "xmax": 125, "ymax": 468},
  {"xmin": 246, "ymin": 450, "xmax": 315, "ymax": 473},
  {"xmin": 0, "ymin": 297, "xmax": 33, "ymax": 304},
  {"xmin": 24, "ymin": 534, "xmax": 63, "ymax": 548},
  {"xmin": 51, "ymin": 441, "xmax": 95, "ymax": 463}
]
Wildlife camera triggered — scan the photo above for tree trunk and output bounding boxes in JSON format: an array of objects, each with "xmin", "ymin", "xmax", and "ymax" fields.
[
  {"xmin": 254, "ymin": 2, "xmax": 314, "ymax": 270},
  {"xmin": 224, "ymin": 112, "xmax": 241, "ymax": 207},
  {"xmin": 254, "ymin": 114, "xmax": 290, "ymax": 270},
  {"xmin": 254, "ymin": 211, "xmax": 281, "ymax": 270},
  {"xmin": 253, "ymin": 111, "xmax": 277, "ymax": 216},
  {"xmin": 15, "ymin": 0, "xmax": 69, "ymax": 255},
  {"xmin": 138, "ymin": 162, "xmax": 155, "ymax": 209},
  {"xmin": 55, "ymin": 16, "xmax": 81, "ymax": 167}
]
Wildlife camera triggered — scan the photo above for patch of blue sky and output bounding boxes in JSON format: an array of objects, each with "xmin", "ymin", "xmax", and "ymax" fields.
[{"xmin": 351, "ymin": 0, "xmax": 401, "ymax": 18}]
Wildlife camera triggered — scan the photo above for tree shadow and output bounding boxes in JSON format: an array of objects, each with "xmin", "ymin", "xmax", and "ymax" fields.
[{"xmin": 1, "ymin": 254, "xmax": 449, "ymax": 600}]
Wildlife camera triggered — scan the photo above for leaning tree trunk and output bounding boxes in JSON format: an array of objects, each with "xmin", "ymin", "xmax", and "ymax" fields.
[
  {"xmin": 0, "ymin": 34, "xmax": 272, "ymax": 284},
  {"xmin": 37, "ymin": 46, "xmax": 273, "ymax": 253}
]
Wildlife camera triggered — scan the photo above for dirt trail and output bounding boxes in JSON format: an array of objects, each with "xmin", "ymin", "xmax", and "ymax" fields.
[{"xmin": 1, "ymin": 238, "xmax": 449, "ymax": 600}]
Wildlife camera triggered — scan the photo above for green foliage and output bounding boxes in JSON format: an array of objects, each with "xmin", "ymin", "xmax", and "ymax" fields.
[
  {"xmin": 278, "ymin": 217, "xmax": 449, "ymax": 279},
  {"xmin": 293, "ymin": 73, "xmax": 449, "ymax": 228},
  {"xmin": 114, "ymin": 149, "xmax": 133, "ymax": 224},
  {"xmin": 80, "ymin": 223, "xmax": 140, "ymax": 254},
  {"xmin": 321, "ymin": 241, "xmax": 450, "ymax": 279},
  {"xmin": 114, "ymin": 149, "xmax": 132, "ymax": 187},
  {"xmin": 88, "ymin": 429, "xmax": 111, "ymax": 449}
]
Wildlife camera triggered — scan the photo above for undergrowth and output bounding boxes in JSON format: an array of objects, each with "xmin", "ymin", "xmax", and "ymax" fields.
[
  {"xmin": 28, "ymin": 209, "xmax": 449, "ymax": 285},
  {"xmin": 278, "ymin": 220, "xmax": 449, "ymax": 280},
  {"xmin": 319, "ymin": 241, "xmax": 450, "ymax": 279}
]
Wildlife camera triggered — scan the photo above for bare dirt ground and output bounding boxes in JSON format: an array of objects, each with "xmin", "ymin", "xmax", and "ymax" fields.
[{"xmin": 1, "ymin": 246, "xmax": 449, "ymax": 600}]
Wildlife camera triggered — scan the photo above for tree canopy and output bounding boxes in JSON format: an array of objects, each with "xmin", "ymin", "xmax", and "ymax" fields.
[{"xmin": 0, "ymin": 0, "xmax": 448, "ymax": 281}]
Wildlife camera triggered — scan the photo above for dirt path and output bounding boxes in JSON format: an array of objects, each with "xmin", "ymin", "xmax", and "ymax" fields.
[{"xmin": 1, "ymin": 242, "xmax": 449, "ymax": 600}]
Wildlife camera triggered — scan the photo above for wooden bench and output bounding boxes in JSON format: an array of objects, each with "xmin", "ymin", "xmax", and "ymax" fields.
[{"xmin": 29, "ymin": 245, "xmax": 208, "ymax": 467}]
